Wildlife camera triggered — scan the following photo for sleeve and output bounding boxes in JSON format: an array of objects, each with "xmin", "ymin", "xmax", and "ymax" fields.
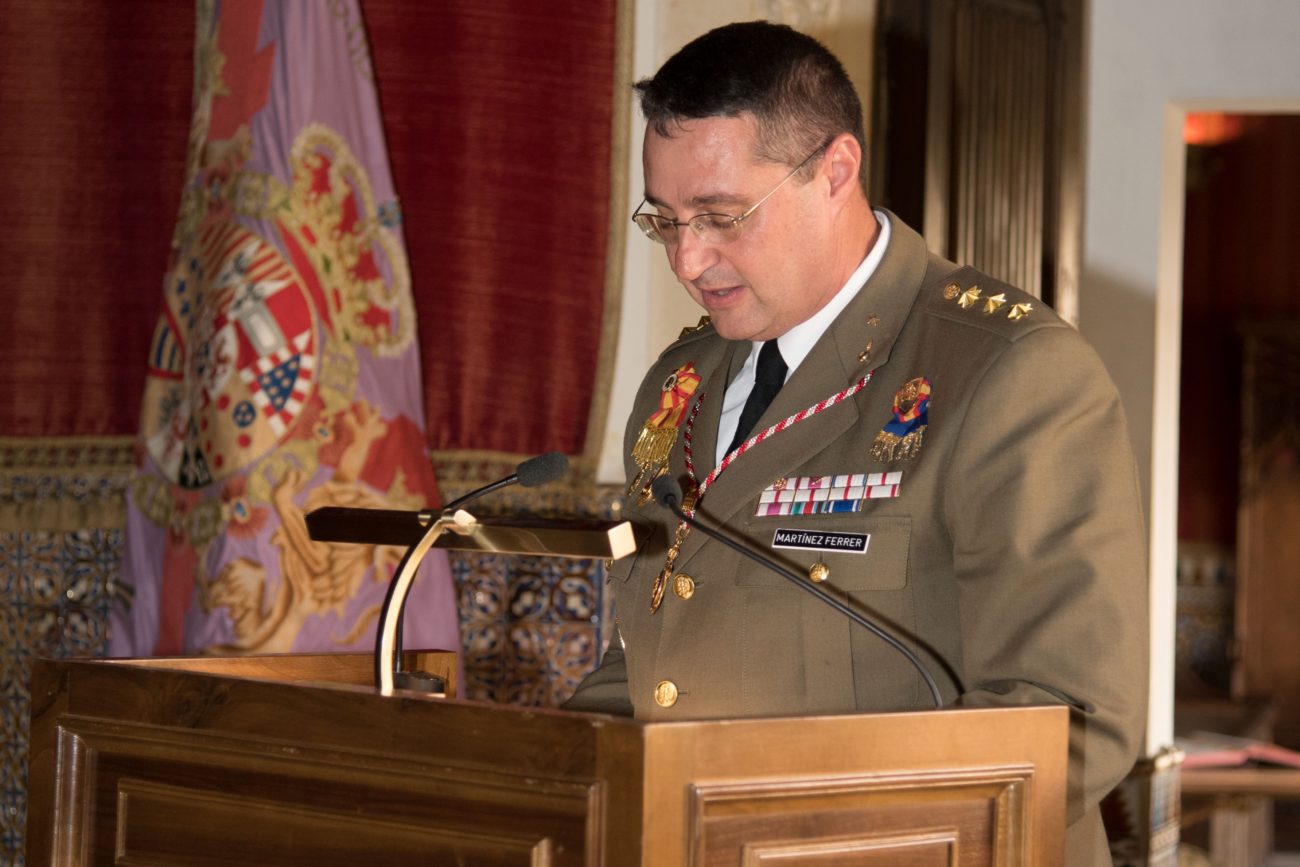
[
  {"xmin": 561, "ymin": 624, "xmax": 634, "ymax": 715},
  {"xmin": 944, "ymin": 325, "xmax": 1149, "ymax": 824}
]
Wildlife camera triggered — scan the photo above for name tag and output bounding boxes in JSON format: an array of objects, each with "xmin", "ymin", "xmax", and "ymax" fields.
[{"xmin": 771, "ymin": 528, "xmax": 870, "ymax": 554}]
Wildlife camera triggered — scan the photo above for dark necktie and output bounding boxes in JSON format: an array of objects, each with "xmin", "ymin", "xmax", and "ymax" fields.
[{"xmin": 726, "ymin": 340, "xmax": 787, "ymax": 455}]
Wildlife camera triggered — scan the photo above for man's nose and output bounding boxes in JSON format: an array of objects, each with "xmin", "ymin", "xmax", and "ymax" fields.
[{"xmin": 668, "ymin": 227, "xmax": 718, "ymax": 283}]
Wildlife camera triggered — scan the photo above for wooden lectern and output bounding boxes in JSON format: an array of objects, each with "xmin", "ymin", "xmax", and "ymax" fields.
[{"xmin": 27, "ymin": 654, "xmax": 1066, "ymax": 865}]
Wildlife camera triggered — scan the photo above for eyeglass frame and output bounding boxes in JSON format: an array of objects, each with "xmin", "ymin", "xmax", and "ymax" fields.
[{"xmin": 630, "ymin": 137, "xmax": 834, "ymax": 246}]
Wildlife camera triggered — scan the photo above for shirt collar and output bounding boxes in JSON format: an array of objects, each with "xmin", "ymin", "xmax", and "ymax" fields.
[{"xmin": 754, "ymin": 210, "xmax": 892, "ymax": 379}]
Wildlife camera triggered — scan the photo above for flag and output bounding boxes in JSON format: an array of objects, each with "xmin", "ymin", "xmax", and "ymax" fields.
[{"xmin": 111, "ymin": 0, "xmax": 460, "ymax": 661}]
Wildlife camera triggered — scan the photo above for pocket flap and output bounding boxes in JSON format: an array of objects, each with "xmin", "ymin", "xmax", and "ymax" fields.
[{"xmin": 738, "ymin": 515, "xmax": 911, "ymax": 591}]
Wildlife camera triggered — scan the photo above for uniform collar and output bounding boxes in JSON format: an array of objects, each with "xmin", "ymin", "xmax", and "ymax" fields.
[{"xmin": 751, "ymin": 210, "xmax": 893, "ymax": 380}]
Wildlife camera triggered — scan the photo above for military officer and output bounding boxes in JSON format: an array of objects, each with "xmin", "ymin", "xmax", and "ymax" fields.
[{"xmin": 564, "ymin": 21, "xmax": 1147, "ymax": 867}]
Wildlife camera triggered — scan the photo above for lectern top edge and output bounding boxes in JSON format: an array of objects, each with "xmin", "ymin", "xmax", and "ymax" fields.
[{"xmin": 304, "ymin": 506, "xmax": 636, "ymax": 560}]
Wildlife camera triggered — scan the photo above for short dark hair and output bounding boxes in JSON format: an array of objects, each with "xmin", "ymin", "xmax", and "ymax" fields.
[{"xmin": 635, "ymin": 21, "xmax": 867, "ymax": 192}]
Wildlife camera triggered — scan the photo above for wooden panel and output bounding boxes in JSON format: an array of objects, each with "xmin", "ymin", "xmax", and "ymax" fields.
[
  {"xmin": 876, "ymin": 0, "xmax": 1083, "ymax": 315},
  {"xmin": 115, "ymin": 779, "xmax": 553, "ymax": 867},
  {"xmin": 692, "ymin": 769, "xmax": 1032, "ymax": 866},
  {"xmin": 638, "ymin": 709, "xmax": 1066, "ymax": 866},
  {"xmin": 1235, "ymin": 324, "xmax": 1300, "ymax": 747},
  {"xmin": 742, "ymin": 830, "xmax": 957, "ymax": 866},
  {"xmin": 947, "ymin": 0, "xmax": 1048, "ymax": 297},
  {"xmin": 53, "ymin": 717, "xmax": 591, "ymax": 866}
]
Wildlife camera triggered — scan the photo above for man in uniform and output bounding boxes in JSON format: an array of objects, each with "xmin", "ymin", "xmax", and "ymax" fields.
[{"xmin": 564, "ymin": 20, "xmax": 1147, "ymax": 866}]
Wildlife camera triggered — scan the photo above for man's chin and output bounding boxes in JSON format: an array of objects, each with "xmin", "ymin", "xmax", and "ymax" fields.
[
  {"xmin": 694, "ymin": 294, "xmax": 769, "ymax": 341},
  {"xmin": 707, "ymin": 313, "xmax": 764, "ymax": 342}
]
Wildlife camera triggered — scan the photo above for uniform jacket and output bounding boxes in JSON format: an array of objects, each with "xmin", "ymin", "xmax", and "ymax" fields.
[{"xmin": 565, "ymin": 213, "xmax": 1148, "ymax": 866}]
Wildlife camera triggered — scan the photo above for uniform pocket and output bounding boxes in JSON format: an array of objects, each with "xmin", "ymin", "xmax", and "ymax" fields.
[{"xmin": 737, "ymin": 515, "xmax": 911, "ymax": 592}]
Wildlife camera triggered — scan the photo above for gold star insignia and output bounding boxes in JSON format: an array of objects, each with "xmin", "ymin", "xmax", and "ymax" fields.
[
  {"xmin": 942, "ymin": 282, "xmax": 961, "ymax": 300},
  {"xmin": 983, "ymin": 293, "xmax": 1007, "ymax": 314},
  {"xmin": 678, "ymin": 315, "xmax": 711, "ymax": 339},
  {"xmin": 1008, "ymin": 303, "xmax": 1034, "ymax": 321},
  {"xmin": 867, "ymin": 314, "xmax": 881, "ymax": 327},
  {"xmin": 957, "ymin": 286, "xmax": 982, "ymax": 309}
]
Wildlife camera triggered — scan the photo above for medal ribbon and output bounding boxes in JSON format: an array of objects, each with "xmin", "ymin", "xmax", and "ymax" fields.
[
  {"xmin": 886, "ymin": 377, "xmax": 931, "ymax": 431},
  {"xmin": 648, "ymin": 366, "xmax": 701, "ymax": 429},
  {"xmin": 628, "ymin": 364, "xmax": 703, "ymax": 502},
  {"xmin": 870, "ymin": 376, "xmax": 932, "ymax": 462}
]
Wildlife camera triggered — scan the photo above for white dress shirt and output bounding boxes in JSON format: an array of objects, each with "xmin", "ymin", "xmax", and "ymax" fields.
[{"xmin": 715, "ymin": 211, "xmax": 892, "ymax": 466}]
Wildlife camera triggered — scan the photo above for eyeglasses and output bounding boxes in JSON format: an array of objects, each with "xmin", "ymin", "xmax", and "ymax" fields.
[{"xmin": 631, "ymin": 139, "xmax": 831, "ymax": 246}]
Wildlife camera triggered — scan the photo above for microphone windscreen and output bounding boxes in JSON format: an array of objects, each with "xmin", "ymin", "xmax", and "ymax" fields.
[
  {"xmin": 515, "ymin": 451, "xmax": 569, "ymax": 487},
  {"xmin": 650, "ymin": 475, "xmax": 682, "ymax": 509}
]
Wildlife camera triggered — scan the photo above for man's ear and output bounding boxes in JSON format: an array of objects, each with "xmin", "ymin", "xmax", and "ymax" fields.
[{"xmin": 823, "ymin": 132, "xmax": 863, "ymax": 202}]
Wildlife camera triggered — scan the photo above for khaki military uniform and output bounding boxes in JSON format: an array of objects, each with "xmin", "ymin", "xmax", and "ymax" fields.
[{"xmin": 566, "ymin": 213, "xmax": 1148, "ymax": 866}]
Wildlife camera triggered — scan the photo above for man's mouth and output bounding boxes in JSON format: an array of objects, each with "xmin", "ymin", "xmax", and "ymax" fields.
[{"xmin": 697, "ymin": 284, "xmax": 744, "ymax": 305}]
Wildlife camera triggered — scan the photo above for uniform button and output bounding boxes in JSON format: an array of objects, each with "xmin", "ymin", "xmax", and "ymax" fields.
[
  {"xmin": 654, "ymin": 680, "xmax": 679, "ymax": 708},
  {"xmin": 672, "ymin": 573, "xmax": 695, "ymax": 599}
]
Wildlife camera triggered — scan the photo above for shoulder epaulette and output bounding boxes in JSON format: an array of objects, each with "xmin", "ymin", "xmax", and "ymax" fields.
[
  {"xmin": 937, "ymin": 279, "xmax": 1034, "ymax": 322},
  {"xmin": 650, "ymin": 315, "xmax": 718, "ymax": 363},
  {"xmin": 924, "ymin": 264, "xmax": 1064, "ymax": 340},
  {"xmin": 678, "ymin": 315, "xmax": 713, "ymax": 339}
]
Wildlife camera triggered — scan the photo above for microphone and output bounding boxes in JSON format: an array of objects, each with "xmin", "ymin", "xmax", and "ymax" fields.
[
  {"xmin": 650, "ymin": 476, "xmax": 943, "ymax": 708},
  {"xmin": 388, "ymin": 452, "xmax": 570, "ymax": 689},
  {"xmin": 432, "ymin": 451, "xmax": 569, "ymax": 515}
]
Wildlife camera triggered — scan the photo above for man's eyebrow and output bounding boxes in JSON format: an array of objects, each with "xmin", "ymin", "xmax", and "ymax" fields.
[{"xmin": 643, "ymin": 191, "xmax": 747, "ymax": 211}]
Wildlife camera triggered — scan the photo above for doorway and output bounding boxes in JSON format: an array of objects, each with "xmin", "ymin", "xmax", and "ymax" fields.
[{"xmin": 1175, "ymin": 112, "xmax": 1300, "ymax": 856}]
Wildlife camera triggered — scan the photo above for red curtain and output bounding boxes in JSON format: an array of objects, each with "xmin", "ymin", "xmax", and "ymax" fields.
[
  {"xmin": 0, "ymin": 1, "xmax": 617, "ymax": 460},
  {"xmin": 0, "ymin": 2, "xmax": 193, "ymax": 436},
  {"xmin": 367, "ymin": 2, "xmax": 617, "ymax": 457}
]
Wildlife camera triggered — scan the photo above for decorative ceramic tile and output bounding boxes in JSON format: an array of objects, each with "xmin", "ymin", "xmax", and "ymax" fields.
[
  {"xmin": 1, "ymin": 526, "xmax": 123, "ymax": 867},
  {"xmin": 456, "ymin": 553, "xmax": 606, "ymax": 705}
]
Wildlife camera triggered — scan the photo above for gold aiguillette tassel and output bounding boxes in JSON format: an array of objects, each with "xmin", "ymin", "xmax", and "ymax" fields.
[
  {"xmin": 870, "ymin": 431, "xmax": 900, "ymax": 462},
  {"xmin": 628, "ymin": 425, "xmax": 677, "ymax": 500}
]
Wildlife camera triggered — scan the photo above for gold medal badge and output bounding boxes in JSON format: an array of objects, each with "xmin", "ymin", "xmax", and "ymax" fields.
[
  {"xmin": 649, "ymin": 483, "xmax": 698, "ymax": 613},
  {"xmin": 871, "ymin": 376, "xmax": 932, "ymax": 462},
  {"xmin": 627, "ymin": 363, "xmax": 702, "ymax": 504}
]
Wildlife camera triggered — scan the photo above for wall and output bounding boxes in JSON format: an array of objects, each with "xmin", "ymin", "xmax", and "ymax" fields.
[{"xmin": 1083, "ymin": 0, "xmax": 1300, "ymax": 754}]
